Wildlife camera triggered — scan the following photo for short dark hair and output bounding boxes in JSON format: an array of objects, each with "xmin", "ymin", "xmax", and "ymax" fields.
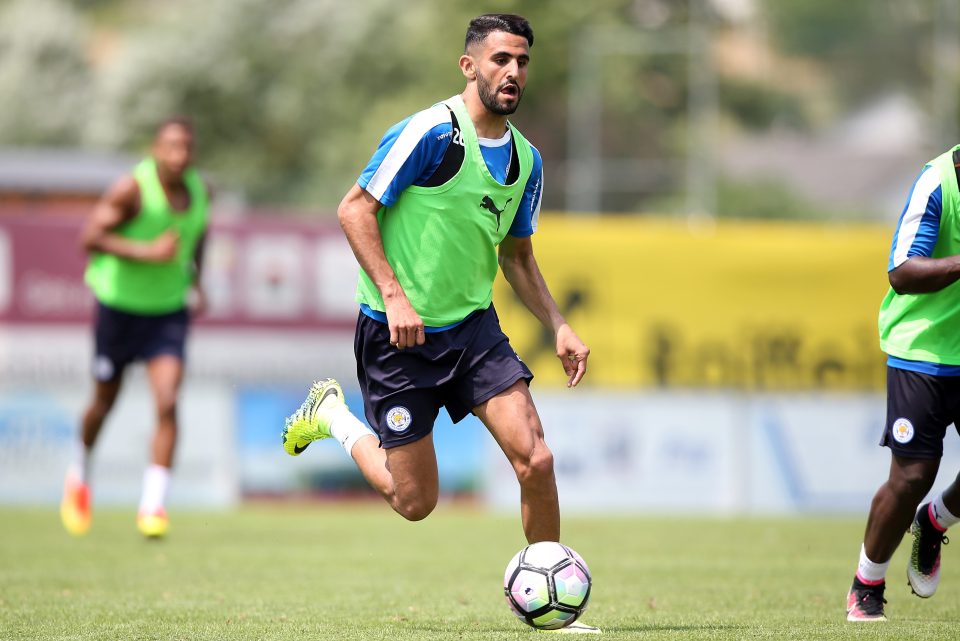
[
  {"xmin": 464, "ymin": 14, "xmax": 533, "ymax": 51},
  {"xmin": 155, "ymin": 115, "xmax": 194, "ymax": 138}
]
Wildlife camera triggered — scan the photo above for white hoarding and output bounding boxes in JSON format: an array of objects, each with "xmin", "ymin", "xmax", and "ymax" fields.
[
  {"xmin": 485, "ymin": 391, "xmax": 960, "ymax": 514},
  {"xmin": 0, "ymin": 375, "xmax": 237, "ymax": 508}
]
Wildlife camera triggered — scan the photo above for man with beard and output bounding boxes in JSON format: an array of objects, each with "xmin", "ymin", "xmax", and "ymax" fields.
[{"xmin": 282, "ymin": 16, "xmax": 595, "ymax": 630}]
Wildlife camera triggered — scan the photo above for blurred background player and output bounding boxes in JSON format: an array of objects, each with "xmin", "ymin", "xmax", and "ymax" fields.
[
  {"xmin": 59, "ymin": 117, "xmax": 210, "ymax": 539},
  {"xmin": 281, "ymin": 15, "xmax": 595, "ymax": 629},
  {"xmin": 846, "ymin": 144, "xmax": 960, "ymax": 621}
]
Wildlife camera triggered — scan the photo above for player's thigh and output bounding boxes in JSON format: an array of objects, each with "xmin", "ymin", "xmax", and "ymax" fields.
[
  {"xmin": 145, "ymin": 355, "xmax": 184, "ymax": 410},
  {"xmin": 473, "ymin": 379, "xmax": 546, "ymax": 465},
  {"xmin": 384, "ymin": 432, "xmax": 440, "ymax": 508},
  {"xmin": 883, "ymin": 367, "xmax": 954, "ymax": 459},
  {"xmin": 142, "ymin": 309, "xmax": 189, "ymax": 404},
  {"xmin": 92, "ymin": 302, "xmax": 137, "ymax": 382}
]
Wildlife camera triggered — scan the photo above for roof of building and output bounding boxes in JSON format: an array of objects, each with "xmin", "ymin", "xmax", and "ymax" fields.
[{"xmin": 0, "ymin": 148, "xmax": 136, "ymax": 193}]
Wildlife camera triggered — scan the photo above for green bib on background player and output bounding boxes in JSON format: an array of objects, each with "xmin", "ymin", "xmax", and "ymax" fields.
[
  {"xmin": 85, "ymin": 158, "xmax": 208, "ymax": 315},
  {"xmin": 356, "ymin": 95, "xmax": 534, "ymax": 326},
  {"xmin": 879, "ymin": 144, "xmax": 960, "ymax": 364}
]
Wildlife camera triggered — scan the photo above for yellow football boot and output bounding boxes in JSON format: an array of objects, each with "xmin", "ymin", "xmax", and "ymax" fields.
[{"xmin": 137, "ymin": 509, "xmax": 169, "ymax": 539}]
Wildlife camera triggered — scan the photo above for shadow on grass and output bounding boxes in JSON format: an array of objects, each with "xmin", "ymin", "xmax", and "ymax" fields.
[
  {"xmin": 404, "ymin": 622, "xmax": 749, "ymax": 635},
  {"xmin": 603, "ymin": 623, "xmax": 749, "ymax": 634}
]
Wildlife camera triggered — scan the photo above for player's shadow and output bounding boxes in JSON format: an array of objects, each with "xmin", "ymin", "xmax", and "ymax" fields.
[
  {"xmin": 606, "ymin": 623, "xmax": 748, "ymax": 633},
  {"xmin": 410, "ymin": 622, "xmax": 748, "ymax": 635}
]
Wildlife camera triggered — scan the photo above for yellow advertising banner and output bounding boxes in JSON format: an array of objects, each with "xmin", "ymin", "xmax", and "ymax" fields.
[{"xmin": 493, "ymin": 216, "xmax": 892, "ymax": 390}]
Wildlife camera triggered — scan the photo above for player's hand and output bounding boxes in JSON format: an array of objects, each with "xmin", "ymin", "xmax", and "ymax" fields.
[
  {"xmin": 384, "ymin": 295, "xmax": 425, "ymax": 350},
  {"xmin": 556, "ymin": 324, "xmax": 589, "ymax": 388},
  {"xmin": 142, "ymin": 231, "xmax": 179, "ymax": 262},
  {"xmin": 189, "ymin": 284, "xmax": 207, "ymax": 317}
]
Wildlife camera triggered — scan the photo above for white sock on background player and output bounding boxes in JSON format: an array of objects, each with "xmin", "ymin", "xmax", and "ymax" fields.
[
  {"xmin": 139, "ymin": 464, "xmax": 171, "ymax": 514},
  {"xmin": 930, "ymin": 493, "xmax": 960, "ymax": 531},
  {"xmin": 856, "ymin": 544, "xmax": 889, "ymax": 583},
  {"xmin": 330, "ymin": 409, "xmax": 376, "ymax": 456},
  {"xmin": 70, "ymin": 440, "xmax": 91, "ymax": 484}
]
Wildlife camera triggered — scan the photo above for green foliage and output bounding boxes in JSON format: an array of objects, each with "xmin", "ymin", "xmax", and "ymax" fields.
[
  {"xmin": 760, "ymin": 0, "xmax": 933, "ymax": 105},
  {"xmin": 0, "ymin": 0, "xmax": 93, "ymax": 145},
  {"xmin": 720, "ymin": 80, "xmax": 808, "ymax": 131},
  {"xmin": 1, "ymin": 0, "xmax": 939, "ymax": 214},
  {"xmin": 717, "ymin": 178, "xmax": 821, "ymax": 220},
  {"xmin": 78, "ymin": 0, "xmax": 653, "ymax": 206},
  {"xmin": 647, "ymin": 177, "xmax": 878, "ymax": 220},
  {"xmin": 716, "ymin": 178, "xmax": 873, "ymax": 220}
]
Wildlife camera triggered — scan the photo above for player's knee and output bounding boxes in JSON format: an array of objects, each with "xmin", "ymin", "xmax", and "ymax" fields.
[
  {"xmin": 89, "ymin": 399, "xmax": 115, "ymax": 420},
  {"xmin": 156, "ymin": 397, "xmax": 178, "ymax": 422},
  {"xmin": 394, "ymin": 496, "xmax": 437, "ymax": 522},
  {"xmin": 890, "ymin": 466, "xmax": 936, "ymax": 500},
  {"xmin": 516, "ymin": 445, "xmax": 554, "ymax": 485},
  {"xmin": 90, "ymin": 389, "xmax": 120, "ymax": 418}
]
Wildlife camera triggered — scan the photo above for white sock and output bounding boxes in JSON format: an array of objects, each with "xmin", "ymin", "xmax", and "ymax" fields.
[
  {"xmin": 70, "ymin": 441, "xmax": 91, "ymax": 484},
  {"xmin": 856, "ymin": 544, "xmax": 889, "ymax": 584},
  {"xmin": 138, "ymin": 464, "xmax": 171, "ymax": 514},
  {"xmin": 330, "ymin": 408, "xmax": 376, "ymax": 457},
  {"xmin": 931, "ymin": 493, "xmax": 960, "ymax": 531}
]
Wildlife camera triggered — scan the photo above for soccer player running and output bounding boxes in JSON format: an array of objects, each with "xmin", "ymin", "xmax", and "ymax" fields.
[
  {"xmin": 846, "ymin": 145, "xmax": 960, "ymax": 621},
  {"xmin": 282, "ymin": 13, "xmax": 597, "ymax": 632},
  {"xmin": 60, "ymin": 117, "xmax": 210, "ymax": 539}
]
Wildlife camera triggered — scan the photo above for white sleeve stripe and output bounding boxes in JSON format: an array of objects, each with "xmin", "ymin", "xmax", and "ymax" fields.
[
  {"xmin": 365, "ymin": 104, "xmax": 451, "ymax": 201},
  {"xmin": 893, "ymin": 167, "xmax": 941, "ymax": 268},
  {"xmin": 530, "ymin": 172, "xmax": 542, "ymax": 233}
]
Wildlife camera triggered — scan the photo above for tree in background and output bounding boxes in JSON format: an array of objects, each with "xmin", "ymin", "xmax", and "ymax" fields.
[
  {"xmin": 1, "ymin": 0, "xmax": 944, "ymax": 215},
  {"xmin": 0, "ymin": 0, "xmax": 93, "ymax": 145},
  {"xmin": 761, "ymin": 0, "xmax": 934, "ymax": 108},
  {"xmin": 79, "ymin": 0, "xmax": 655, "ymax": 208}
]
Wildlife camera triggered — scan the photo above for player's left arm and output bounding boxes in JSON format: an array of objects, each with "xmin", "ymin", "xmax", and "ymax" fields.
[
  {"xmin": 889, "ymin": 257, "xmax": 960, "ymax": 294},
  {"xmin": 498, "ymin": 235, "xmax": 589, "ymax": 387},
  {"xmin": 886, "ymin": 167, "xmax": 960, "ymax": 294},
  {"xmin": 190, "ymin": 180, "xmax": 214, "ymax": 316}
]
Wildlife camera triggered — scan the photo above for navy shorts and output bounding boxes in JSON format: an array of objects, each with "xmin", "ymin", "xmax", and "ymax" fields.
[
  {"xmin": 882, "ymin": 366, "xmax": 960, "ymax": 459},
  {"xmin": 353, "ymin": 304, "xmax": 533, "ymax": 449},
  {"xmin": 92, "ymin": 301, "xmax": 190, "ymax": 382}
]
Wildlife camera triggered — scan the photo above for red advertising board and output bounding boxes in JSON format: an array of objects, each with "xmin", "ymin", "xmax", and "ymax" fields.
[{"xmin": 0, "ymin": 214, "xmax": 358, "ymax": 330}]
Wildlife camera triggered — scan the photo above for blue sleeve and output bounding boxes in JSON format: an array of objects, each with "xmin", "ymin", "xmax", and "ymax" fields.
[
  {"xmin": 907, "ymin": 198, "xmax": 942, "ymax": 259},
  {"xmin": 507, "ymin": 145, "xmax": 543, "ymax": 238},
  {"xmin": 357, "ymin": 110, "xmax": 452, "ymax": 207},
  {"xmin": 888, "ymin": 166, "xmax": 942, "ymax": 271}
]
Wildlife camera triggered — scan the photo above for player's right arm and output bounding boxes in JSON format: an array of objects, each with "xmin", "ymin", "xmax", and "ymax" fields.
[
  {"xmin": 889, "ymin": 256, "xmax": 960, "ymax": 294},
  {"xmin": 339, "ymin": 105, "xmax": 454, "ymax": 349},
  {"xmin": 337, "ymin": 185, "xmax": 424, "ymax": 349},
  {"xmin": 887, "ymin": 165, "xmax": 960, "ymax": 294},
  {"xmin": 79, "ymin": 175, "xmax": 178, "ymax": 262}
]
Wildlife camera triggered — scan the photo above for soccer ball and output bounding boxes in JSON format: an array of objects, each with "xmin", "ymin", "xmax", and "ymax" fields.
[{"xmin": 503, "ymin": 541, "xmax": 592, "ymax": 630}]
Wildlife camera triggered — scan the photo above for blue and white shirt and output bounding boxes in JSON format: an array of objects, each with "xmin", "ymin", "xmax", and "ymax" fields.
[
  {"xmin": 888, "ymin": 165, "xmax": 941, "ymax": 272},
  {"xmin": 356, "ymin": 101, "xmax": 544, "ymax": 330},
  {"xmin": 358, "ymin": 102, "xmax": 543, "ymax": 237},
  {"xmin": 885, "ymin": 164, "xmax": 960, "ymax": 375}
]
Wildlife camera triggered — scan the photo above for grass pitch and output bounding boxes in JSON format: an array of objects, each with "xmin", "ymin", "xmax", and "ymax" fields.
[{"xmin": 0, "ymin": 504, "xmax": 957, "ymax": 640}]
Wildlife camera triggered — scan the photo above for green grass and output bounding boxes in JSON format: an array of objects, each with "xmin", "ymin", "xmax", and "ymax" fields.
[{"xmin": 0, "ymin": 505, "xmax": 957, "ymax": 640}]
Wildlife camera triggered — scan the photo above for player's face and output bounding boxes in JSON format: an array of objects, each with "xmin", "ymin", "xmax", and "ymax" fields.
[
  {"xmin": 152, "ymin": 124, "xmax": 194, "ymax": 179},
  {"xmin": 470, "ymin": 31, "xmax": 529, "ymax": 116}
]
